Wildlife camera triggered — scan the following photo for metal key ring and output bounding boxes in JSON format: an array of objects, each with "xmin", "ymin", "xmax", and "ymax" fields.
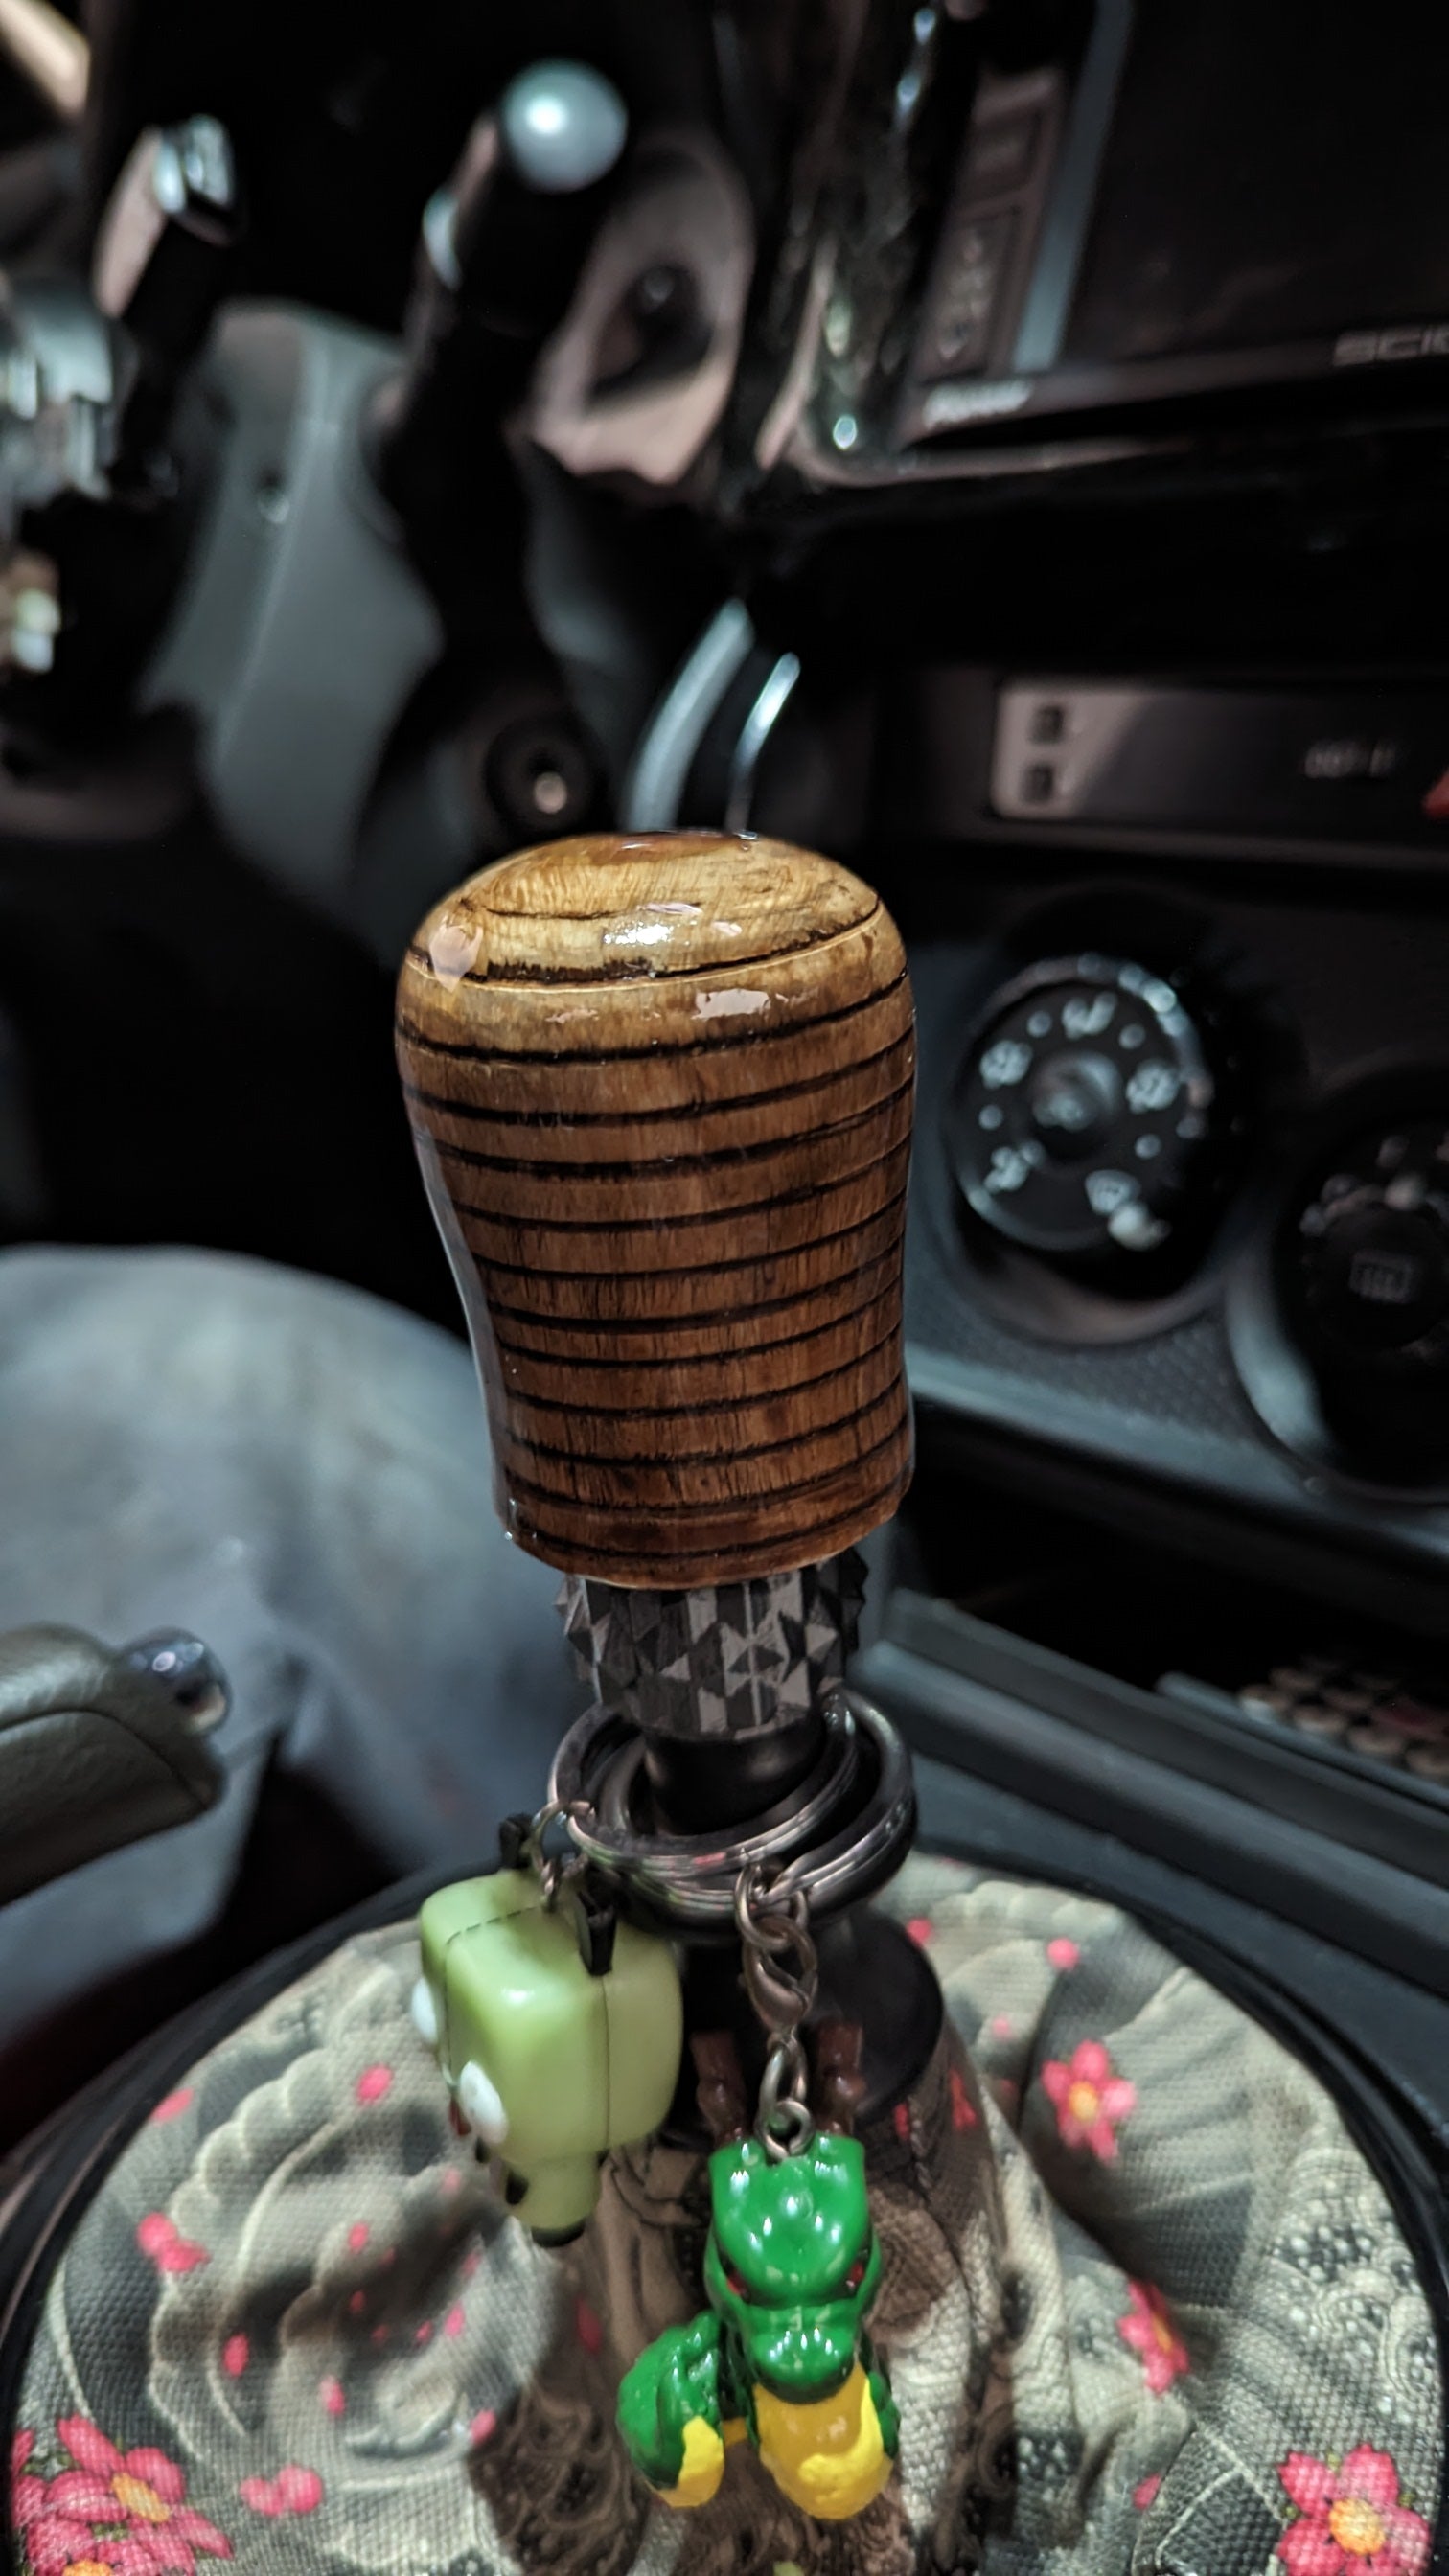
[
  {"xmin": 549, "ymin": 1690, "xmax": 915, "ymax": 1933},
  {"xmin": 595, "ymin": 1708, "xmax": 859, "ymax": 1860},
  {"xmin": 554, "ymin": 1695, "xmax": 860, "ymax": 1892}
]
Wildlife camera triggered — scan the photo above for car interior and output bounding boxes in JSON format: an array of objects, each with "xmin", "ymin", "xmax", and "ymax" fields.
[{"xmin": 0, "ymin": 3, "xmax": 1443, "ymax": 2572}]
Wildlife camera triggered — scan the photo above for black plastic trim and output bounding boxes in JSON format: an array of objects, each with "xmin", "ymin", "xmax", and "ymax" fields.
[
  {"xmin": 862, "ymin": 1635, "xmax": 1449, "ymax": 1997},
  {"xmin": 887, "ymin": 1589, "xmax": 1449, "ymax": 1888}
]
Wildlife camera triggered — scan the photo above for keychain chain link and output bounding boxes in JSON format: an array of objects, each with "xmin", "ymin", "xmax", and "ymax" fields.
[
  {"xmin": 520, "ymin": 1809, "xmax": 823, "ymax": 2158},
  {"xmin": 735, "ymin": 1864, "xmax": 818, "ymax": 2160},
  {"xmin": 519, "ymin": 1796, "xmax": 595, "ymax": 1905}
]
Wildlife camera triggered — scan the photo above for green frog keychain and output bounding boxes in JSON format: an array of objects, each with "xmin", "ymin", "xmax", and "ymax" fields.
[{"xmin": 617, "ymin": 1874, "xmax": 900, "ymax": 2523}]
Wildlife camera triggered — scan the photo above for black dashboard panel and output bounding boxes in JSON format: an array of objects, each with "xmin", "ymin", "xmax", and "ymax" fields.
[
  {"xmin": 894, "ymin": 673, "xmax": 1449, "ymax": 870},
  {"xmin": 642, "ymin": 596, "xmax": 1449, "ymax": 1971},
  {"xmin": 641, "ymin": 592, "xmax": 1449, "ymax": 1975}
]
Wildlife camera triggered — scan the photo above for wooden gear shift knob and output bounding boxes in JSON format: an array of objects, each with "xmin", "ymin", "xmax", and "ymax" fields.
[{"xmin": 396, "ymin": 831, "xmax": 914, "ymax": 1589}]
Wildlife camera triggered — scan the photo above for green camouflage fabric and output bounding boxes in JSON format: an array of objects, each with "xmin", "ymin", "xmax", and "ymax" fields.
[{"xmin": 9, "ymin": 1858, "xmax": 1443, "ymax": 2575}]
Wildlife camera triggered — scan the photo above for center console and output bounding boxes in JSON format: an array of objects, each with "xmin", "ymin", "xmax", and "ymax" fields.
[
  {"xmin": 881, "ymin": 793, "xmax": 1449, "ymax": 1996},
  {"xmin": 623, "ymin": 611, "xmax": 1449, "ymax": 2013}
]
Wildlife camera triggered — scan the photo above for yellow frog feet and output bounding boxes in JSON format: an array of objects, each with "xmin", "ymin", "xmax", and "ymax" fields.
[{"xmin": 755, "ymin": 2363, "xmax": 892, "ymax": 2521}]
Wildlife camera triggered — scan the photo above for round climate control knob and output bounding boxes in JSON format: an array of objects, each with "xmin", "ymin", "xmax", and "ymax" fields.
[{"xmin": 952, "ymin": 954, "xmax": 1217, "ymax": 1258}]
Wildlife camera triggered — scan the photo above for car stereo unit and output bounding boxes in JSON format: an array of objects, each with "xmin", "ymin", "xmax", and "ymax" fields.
[
  {"xmin": 896, "ymin": 0, "xmax": 1449, "ymax": 447},
  {"xmin": 901, "ymin": 0, "xmax": 1449, "ymax": 452},
  {"xmin": 752, "ymin": 0, "xmax": 1449, "ymax": 477}
]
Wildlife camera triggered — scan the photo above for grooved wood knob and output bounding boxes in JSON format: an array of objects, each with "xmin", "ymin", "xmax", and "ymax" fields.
[{"xmin": 396, "ymin": 831, "xmax": 914, "ymax": 1588}]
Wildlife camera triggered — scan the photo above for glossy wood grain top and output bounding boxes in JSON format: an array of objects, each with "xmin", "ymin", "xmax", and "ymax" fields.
[{"xmin": 397, "ymin": 831, "xmax": 914, "ymax": 1587}]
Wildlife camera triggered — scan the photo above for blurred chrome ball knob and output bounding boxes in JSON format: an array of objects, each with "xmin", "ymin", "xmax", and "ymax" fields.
[{"xmin": 122, "ymin": 1628, "xmax": 229, "ymax": 1734}]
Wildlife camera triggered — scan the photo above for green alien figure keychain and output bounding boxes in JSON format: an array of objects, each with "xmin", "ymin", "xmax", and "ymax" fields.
[
  {"xmin": 411, "ymin": 1805, "xmax": 684, "ymax": 2239},
  {"xmin": 617, "ymin": 1875, "xmax": 900, "ymax": 2523}
]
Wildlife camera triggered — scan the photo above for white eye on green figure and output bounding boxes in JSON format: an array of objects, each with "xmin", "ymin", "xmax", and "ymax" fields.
[
  {"xmin": 409, "ymin": 1976, "xmax": 441, "ymax": 2049},
  {"xmin": 457, "ymin": 2058, "xmax": 510, "ymax": 2145},
  {"xmin": 409, "ymin": 1972, "xmax": 508, "ymax": 2143}
]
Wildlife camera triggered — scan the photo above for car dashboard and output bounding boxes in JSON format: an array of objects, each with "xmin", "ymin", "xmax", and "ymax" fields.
[{"xmin": 517, "ymin": 0, "xmax": 1449, "ymax": 2036}]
